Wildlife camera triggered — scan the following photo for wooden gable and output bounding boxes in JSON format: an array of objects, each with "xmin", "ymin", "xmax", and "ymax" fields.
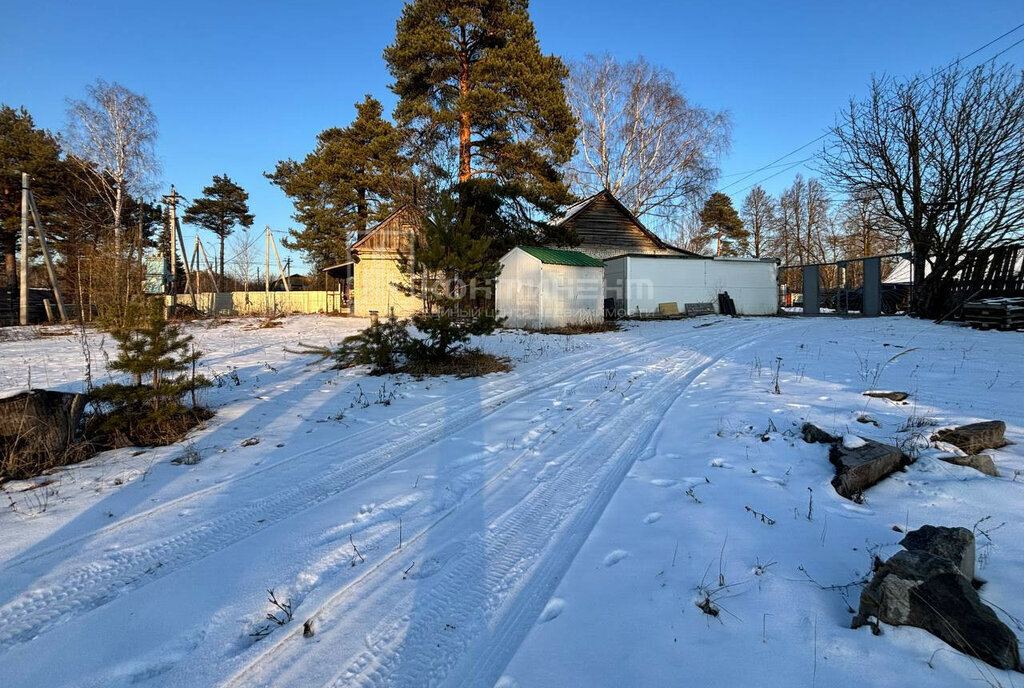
[
  {"xmin": 351, "ymin": 206, "xmax": 422, "ymax": 256},
  {"xmin": 549, "ymin": 190, "xmax": 697, "ymax": 259}
]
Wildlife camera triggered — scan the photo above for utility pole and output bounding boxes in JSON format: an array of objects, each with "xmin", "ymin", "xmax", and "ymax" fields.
[
  {"xmin": 161, "ymin": 185, "xmax": 182, "ymax": 313},
  {"xmin": 20, "ymin": 173, "xmax": 29, "ymax": 325},
  {"xmin": 264, "ymin": 226, "xmax": 271, "ymax": 296}
]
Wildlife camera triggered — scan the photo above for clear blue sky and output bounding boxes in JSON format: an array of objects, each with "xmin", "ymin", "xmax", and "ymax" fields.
[{"xmin": 2, "ymin": 0, "xmax": 1021, "ymax": 270}]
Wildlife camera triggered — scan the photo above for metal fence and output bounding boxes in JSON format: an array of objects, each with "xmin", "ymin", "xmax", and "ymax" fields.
[{"xmin": 779, "ymin": 254, "xmax": 911, "ymax": 316}]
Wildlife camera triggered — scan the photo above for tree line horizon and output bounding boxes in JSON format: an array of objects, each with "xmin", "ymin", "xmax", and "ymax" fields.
[{"xmin": 3, "ymin": 0, "xmax": 1023, "ymax": 319}]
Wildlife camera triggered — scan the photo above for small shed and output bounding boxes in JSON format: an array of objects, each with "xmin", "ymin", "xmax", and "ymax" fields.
[
  {"xmin": 496, "ymin": 246, "xmax": 605, "ymax": 329},
  {"xmin": 605, "ymin": 254, "xmax": 778, "ymax": 316}
]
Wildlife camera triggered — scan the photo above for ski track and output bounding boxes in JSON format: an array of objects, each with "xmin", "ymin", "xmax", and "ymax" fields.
[
  {"xmin": 223, "ymin": 322, "xmax": 777, "ymax": 688},
  {"xmin": 0, "ymin": 324, "xmax": 716, "ymax": 652}
]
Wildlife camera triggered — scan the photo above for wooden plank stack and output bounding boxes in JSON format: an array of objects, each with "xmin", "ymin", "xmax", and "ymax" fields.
[{"xmin": 962, "ymin": 297, "xmax": 1024, "ymax": 331}]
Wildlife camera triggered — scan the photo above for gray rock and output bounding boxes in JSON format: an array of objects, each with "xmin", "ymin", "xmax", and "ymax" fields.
[
  {"xmin": 939, "ymin": 453, "xmax": 999, "ymax": 477},
  {"xmin": 829, "ymin": 438, "xmax": 912, "ymax": 500},
  {"xmin": 801, "ymin": 422, "xmax": 838, "ymax": 444},
  {"xmin": 853, "ymin": 549, "xmax": 1021, "ymax": 672},
  {"xmin": 933, "ymin": 421, "xmax": 1008, "ymax": 455},
  {"xmin": 900, "ymin": 525, "xmax": 976, "ymax": 581},
  {"xmin": 863, "ymin": 390, "xmax": 909, "ymax": 401}
]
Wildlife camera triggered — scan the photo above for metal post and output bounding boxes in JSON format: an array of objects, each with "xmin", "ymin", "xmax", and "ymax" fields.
[
  {"xmin": 863, "ymin": 257, "xmax": 882, "ymax": 316},
  {"xmin": 20, "ymin": 173, "xmax": 29, "ymax": 325},
  {"xmin": 802, "ymin": 265, "xmax": 820, "ymax": 315}
]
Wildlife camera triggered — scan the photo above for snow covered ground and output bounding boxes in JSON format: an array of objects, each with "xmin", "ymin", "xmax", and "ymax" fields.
[{"xmin": 0, "ymin": 314, "xmax": 1021, "ymax": 687}]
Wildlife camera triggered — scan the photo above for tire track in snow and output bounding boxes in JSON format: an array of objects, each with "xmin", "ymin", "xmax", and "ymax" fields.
[
  {"xmin": 3, "ymin": 329, "xmax": 644, "ymax": 572},
  {"xmin": 0, "ymin": 325, "xmax": 716, "ymax": 652},
  {"xmin": 222, "ymin": 323, "xmax": 778, "ymax": 688}
]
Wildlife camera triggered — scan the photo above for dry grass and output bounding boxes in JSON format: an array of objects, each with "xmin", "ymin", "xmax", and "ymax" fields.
[
  {"xmin": 85, "ymin": 406, "xmax": 213, "ymax": 451},
  {"xmin": 2, "ymin": 441, "xmax": 93, "ymax": 483},
  {"xmin": 522, "ymin": 321, "xmax": 620, "ymax": 336},
  {"xmin": 401, "ymin": 350, "xmax": 513, "ymax": 379}
]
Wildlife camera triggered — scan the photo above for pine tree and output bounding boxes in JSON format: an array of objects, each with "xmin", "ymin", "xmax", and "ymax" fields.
[
  {"xmin": 182, "ymin": 174, "xmax": 254, "ymax": 285},
  {"xmin": 384, "ymin": 0, "xmax": 578, "ymax": 237},
  {"xmin": 0, "ymin": 106, "xmax": 64, "ymax": 287},
  {"xmin": 698, "ymin": 192, "xmax": 748, "ymax": 256},
  {"xmin": 267, "ymin": 96, "xmax": 406, "ymax": 271},
  {"xmin": 93, "ymin": 299, "xmax": 210, "ymax": 445},
  {"xmin": 400, "ymin": 193, "xmax": 500, "ymax": 360},
  {"xmin": 406, "ymin": 193, "xmax": 494, "ymax": 309}
]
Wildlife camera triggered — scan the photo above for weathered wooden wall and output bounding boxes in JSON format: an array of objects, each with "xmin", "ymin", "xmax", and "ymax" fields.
[{"xmin": 553, "ymin": 191, "xmax": 686, "ymax": 260}]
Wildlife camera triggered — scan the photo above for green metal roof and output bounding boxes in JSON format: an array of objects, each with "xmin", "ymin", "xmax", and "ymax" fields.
[{"xmin": 518, "ymin": 246, "xmax": 604, "ymax": 267}]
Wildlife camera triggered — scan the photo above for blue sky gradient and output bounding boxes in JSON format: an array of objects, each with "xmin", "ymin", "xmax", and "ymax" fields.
[{"xmin": 2, "ymin": 1, "xmax": 1021, "ymax": 268}]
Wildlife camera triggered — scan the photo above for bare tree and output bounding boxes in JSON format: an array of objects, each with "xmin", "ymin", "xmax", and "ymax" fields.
[
  {"xmin": 778, "ymin": 175, "xmax": 833, "ymax": 266},
  {"xmin": 667, "ymin": 203, "xmax": 713, "ymax": 255},
  {"xmin": 567, "ymin": 54, "xmax": 729, "ymax": 227},
  {"xmin": 822, "ymin": 63, "xmax": 1024, "ymax": 316},
  {"xmin": 837, "ymin": 191, "xmax": 901, "ymax": 258},
  {"xmin": 65, "ymin": 80, "xmax": 160, "ymax": 247},
  {"xmin": 230, "ymin": 227, "xmax": 261, "ymax": 304},
  {"xmin": 740, "ymin": 185, "xmax": 777, "ymax": 258}
]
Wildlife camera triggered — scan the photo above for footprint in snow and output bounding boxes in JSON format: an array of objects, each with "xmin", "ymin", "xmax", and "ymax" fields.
[
  {"xmin": 650, "ymin": 478, "xmax": 677, "ymax": 488},
  {"xmin": 538, "ymin": 598, "xmax": 566, "ymax": 623},
  {"xmin": 643, "ymin": 512, "xmax": 662, "ymax": 524},
  {"xmin": 603, "ymin": 550, "xmax": 630, "ymax": 567}
]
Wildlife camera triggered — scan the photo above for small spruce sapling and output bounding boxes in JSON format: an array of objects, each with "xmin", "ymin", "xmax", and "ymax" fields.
[{"xmin": 92, "ymin": 299, "xmax": 211, "ymax": 444}]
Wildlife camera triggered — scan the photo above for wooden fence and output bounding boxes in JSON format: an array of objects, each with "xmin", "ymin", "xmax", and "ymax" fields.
[
  {"xmin": 950, "ymin": 243, "xmax": 1024, "ymax": 302},
  {"xmin": 165, "ymin": 291, "xmax": 345, "ymax": 315}
]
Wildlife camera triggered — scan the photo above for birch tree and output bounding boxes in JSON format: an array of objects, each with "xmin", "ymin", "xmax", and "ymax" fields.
[
  {"xmin": 567, "ymin": 53, "xmax": 730, "ymax": 226},
  {"xmin": 65, "ymin": 80, "xmax": 159, "ymax": 246}
]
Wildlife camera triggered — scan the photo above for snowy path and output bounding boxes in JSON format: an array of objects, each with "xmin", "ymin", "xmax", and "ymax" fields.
[
  {"xmin": 223, "ymin": 321, "xmax": 777, "ymax": 688},
  {"xmin": 0, "ymin": 325, "xmax": 689, "ymax": 649},
  {"xmin": 0, "ymin": 316, "xmax": 774, "ymax": 687},
  {"xmin": 7, "ymin": 316, "xmax": 1016, "ymax": 687}
]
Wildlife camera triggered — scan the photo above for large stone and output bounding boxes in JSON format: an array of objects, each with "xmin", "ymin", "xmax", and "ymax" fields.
[
  {"xmin": 829, "ymin": 438, "xmax": 912, "ymax": 500},
  {"xmin": 932, "ymin": 421, "xmax": 1008, "ymax": 455},
  {"xmin": 853, "ymin": 550, "xmax": 1021, "ymax": 672},
  {"xmin": 939, "ymin": 453, "xmax": 999, "ymax": 477},
  {"xmin": 801, "ymin": 422, "xmax": 838, "ymax": 444},
  {"xmin": 900, "ymin": 525, "xmax": 976, "ymax": 581}
]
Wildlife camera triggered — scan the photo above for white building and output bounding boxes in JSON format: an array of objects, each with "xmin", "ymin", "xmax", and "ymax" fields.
[
  {"xmin": 496, "ymin": 247, "xmax": 605, "ymax": 329},
  {"xmin": 604, "ymin": 254, "xmax": 779, "ymax": 316}
]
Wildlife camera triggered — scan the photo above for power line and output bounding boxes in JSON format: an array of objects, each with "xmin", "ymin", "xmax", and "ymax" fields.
[
  {"xmin": 719, "ymin": 160, "xmax": 814, "ymax": 178},
  {"xmin": 733, "ymin": 158, "xmax": 814, "ymax": 196},
  {"xmin": 718, "ymin": 21, "xmax": 1024, "ymax": 196}
]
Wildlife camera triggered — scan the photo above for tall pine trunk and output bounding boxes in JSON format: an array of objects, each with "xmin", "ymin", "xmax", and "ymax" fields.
[
  {"xmin": 357, "ymin": 188, "xmax": 368, "ymax": 239},
  {"xmin": 219, "ymin": 234, "xmax": 226, "ymax": 289},
  {"xmin": 458, "ymin": 44, "xmax": 472, "ymax": 184}
]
